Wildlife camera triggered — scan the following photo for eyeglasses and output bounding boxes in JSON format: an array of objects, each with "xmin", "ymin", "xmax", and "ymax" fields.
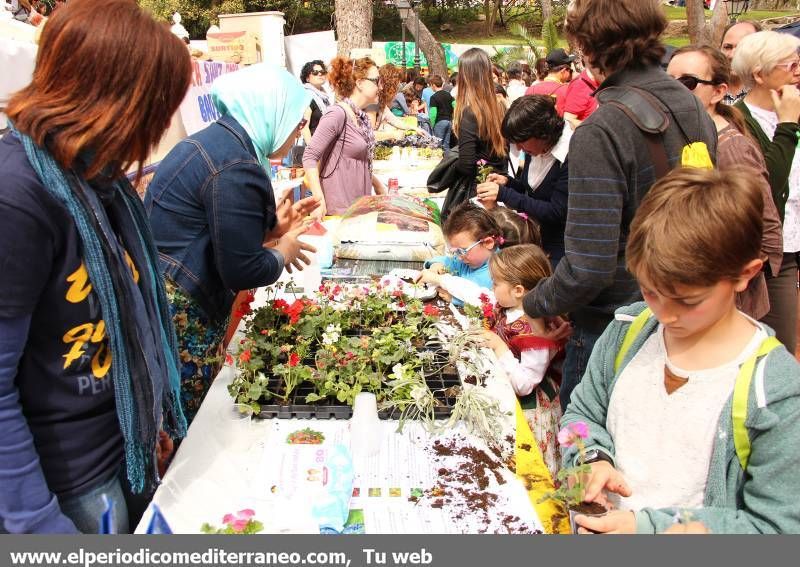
[
  {"xmin": 774, "ymin": 60, "xmax": 800, "ymax": 73},
  {"xmin": 311, "ymin": 69, "xmax": 326, "ymax": 76},
  {"xmin": 675, "ymin": 75, "xmax": 717, "ymax": 91},
  {"xmin": 362, "ymin": 77, "xmax": 380, "ymax": 85},
  {"xmin": 448, "ymin": 239, "xmax": 483, "ymax": 258}
]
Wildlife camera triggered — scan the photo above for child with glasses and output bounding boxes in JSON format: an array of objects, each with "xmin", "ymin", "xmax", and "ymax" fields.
[
  {"xmin": 416, "ymin": 202, "xmax": 504, "ymax": 306},
  {"xmin": 418, "ymin": 203, "xmax": 542, "ymax": 306},
  {"xmin": 481, "ymin": 245, "xmax": 564, "ymax": 478}
]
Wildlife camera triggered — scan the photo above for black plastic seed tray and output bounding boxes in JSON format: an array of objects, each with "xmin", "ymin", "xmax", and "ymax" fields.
[{"xmin": 256, "ymin": 366, "xmax": 461, "ymax": 420}]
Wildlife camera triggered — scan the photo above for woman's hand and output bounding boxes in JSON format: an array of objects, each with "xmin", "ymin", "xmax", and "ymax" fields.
[
  {"xmin": 274, "ymin": 221, "xmax": 316, "ymax": 272},
  {"xmin": 476, "ymin": 181, "xmax": 500, "ymax": 208},
  {"xmin": 267, "ymin": 189, "xmax": 320, "ymax": 241},
  {"xmin": 574, "ymin": 510, "xmax": 636, "ymax": 535},
  {"xmin": 485, "ymin": 173, "xmax": 508, "ymax": 186},
  {"xmin": 771, "ymin": 84, "xmax": 800, "ymax": 124}
]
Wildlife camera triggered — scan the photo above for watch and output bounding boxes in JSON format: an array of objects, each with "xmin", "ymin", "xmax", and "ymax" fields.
[{"xmin": 580, "ymin": 449, "xmax": 613, "ymax": 465}]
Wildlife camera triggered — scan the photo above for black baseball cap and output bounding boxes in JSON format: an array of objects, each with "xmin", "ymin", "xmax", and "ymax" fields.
[{"xmin": 546, "ymin": 48, "xmax": 576, "ymax": 68}]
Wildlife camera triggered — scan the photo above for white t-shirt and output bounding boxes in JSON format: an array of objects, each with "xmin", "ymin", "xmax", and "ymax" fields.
[
  {"xmin": 745, "ymin": 103, "xmax": 800, "ymax": 253},
  {"xmin": 606, "ymin": 318, "xmax": 767, "ymax": 511}
]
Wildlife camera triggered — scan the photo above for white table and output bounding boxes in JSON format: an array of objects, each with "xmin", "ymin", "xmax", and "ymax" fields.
[{"xmin": 135, "ymin": 274, "xmax": 544, "ymax": 534}]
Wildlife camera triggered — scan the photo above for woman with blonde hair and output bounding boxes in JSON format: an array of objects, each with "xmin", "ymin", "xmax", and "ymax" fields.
[
  {"xmin": 303, "ymin": 56, "xmax": 387, "ymax": 217},
  {"xmin": 733, "ymin": 30, "xmax": 800, "ymax": 349},
  {"xmin": 445, "ymin": 47, "xmax": 507, "ymax": 218}
]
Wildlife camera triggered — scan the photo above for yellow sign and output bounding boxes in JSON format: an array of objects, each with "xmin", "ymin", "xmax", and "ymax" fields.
[{"xmin": 206, "ymin": 31, "xmax": 260, "ymax": 65}]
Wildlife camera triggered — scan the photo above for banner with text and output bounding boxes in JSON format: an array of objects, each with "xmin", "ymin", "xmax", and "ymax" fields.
[{"xmin": 179, "ymin": 58, "xmax": 241, "ymax": 136}]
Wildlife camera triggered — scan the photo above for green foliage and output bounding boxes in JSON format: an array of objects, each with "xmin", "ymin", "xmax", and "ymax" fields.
[
  {"xmin": 227, "ymin": 281, "xmax": 443, "ymax": 411},
  {"xmin": 541, "ymin": 16, "xmax": 559, "ymax": 55}
]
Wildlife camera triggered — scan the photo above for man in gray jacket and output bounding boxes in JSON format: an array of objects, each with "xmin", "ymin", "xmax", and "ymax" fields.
[{"xmin": 522, "ymin": 0, "xmax": 717, "ymax": 408}]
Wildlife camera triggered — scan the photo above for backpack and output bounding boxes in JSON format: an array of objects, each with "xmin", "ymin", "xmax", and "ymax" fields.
[
  {"xmin": 597, "ymin": 86, "xmax": 713, "ymax": 178},
  {"xmin": 613, "ymin": 307, "xmax": 781, "ymax": 472}
]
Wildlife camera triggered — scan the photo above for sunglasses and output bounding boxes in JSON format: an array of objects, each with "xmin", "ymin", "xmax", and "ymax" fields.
[
  {"xmin": 362, "ymin": 77, "xmax": 380, "ymax": 85},
  {"xmin": 676, "ymin": 75, "xmax": 716, "ymax": 91},
  {"xmin": 774, "ymin": 60, "xmax": 800, "ymax": 73},
  {"xmin": 311, "ymin": 69, "xmax": 326, "ymax": 76},
  {"xmin": 448, "ymin": 239, "xmax": 484, "ymax": 258}
]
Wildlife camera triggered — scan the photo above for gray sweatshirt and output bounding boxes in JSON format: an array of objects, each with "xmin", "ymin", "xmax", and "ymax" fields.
[{"xmin": 523, "ymin": 65, "xmax": 717, "ymax": 333}]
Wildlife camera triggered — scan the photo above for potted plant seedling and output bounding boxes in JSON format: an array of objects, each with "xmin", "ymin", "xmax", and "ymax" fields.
[{"xmin": 538, "ymin": 421, "xmax": 608, "ymax": 533}]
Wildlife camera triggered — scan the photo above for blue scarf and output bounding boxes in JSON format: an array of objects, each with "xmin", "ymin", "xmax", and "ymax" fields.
[{"xmin": 11, "ymin": 125, "xmax": 187, "ymax": 494}]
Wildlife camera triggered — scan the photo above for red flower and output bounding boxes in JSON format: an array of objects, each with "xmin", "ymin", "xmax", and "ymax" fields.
[
  {"xmin": 423, "ymin": 304, "xmax": 440, "ymax": 317},
  {"xmin": 225, "ymin": 353, "xmax": 234, "ymax": 366},
  {"xmin": 288, "ymin": 353, "xmax": 300, "ymax": 367},
  {"xmin": 239, "ymin": 350, "xmax": 252, "ymax": 363},
  {"xmin": 273, "ymin": 298, "xmax": 290, "ymax": 312},
  {"xmin": 260, "ymin": 329, "xmax": 268, "ymax": 335}
]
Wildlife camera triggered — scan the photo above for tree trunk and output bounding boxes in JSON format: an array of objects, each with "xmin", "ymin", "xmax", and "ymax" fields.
[
  {"xmin": 709, "ymin": 0, "xmax": 729, "ymax": 47},
  {"xmin": 334, "ymin": 0, "xmax": 373, "ymax": 57},
  {"xmin": 686, "ymin": 0, "xmax": 710, "ymax": 45},
  {"xmin": 405, "ymin": 11, "xmax": 448, "ymax": 78},
  {"xmin": 540, "ymin": 0, "xmax": 553, "ymax": 23}
]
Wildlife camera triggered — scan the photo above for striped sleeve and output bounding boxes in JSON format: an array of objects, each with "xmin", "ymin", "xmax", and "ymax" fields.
[{"xmin": 523, "ymin": 123, "xmax": 626, "ymax": 317}]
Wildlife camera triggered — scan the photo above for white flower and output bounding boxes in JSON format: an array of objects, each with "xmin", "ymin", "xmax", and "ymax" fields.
[
  {"xmin": 322, "ymin": 324, "xmax": 341, "ymax": 346},
  {"xmin": 391, "ymin": 363, "xmax": 405, "ymax": 381},
  {"xmin": 410, "ymin": 385, "xmax": 428, "ymax": 403}
]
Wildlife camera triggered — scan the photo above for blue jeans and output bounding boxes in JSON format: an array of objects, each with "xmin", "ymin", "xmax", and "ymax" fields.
[
  {"xmin": 560, "ymin": 325, "xmax": 602, "ymax": 411},
  {"xmin": 59, "ymin": 473, "xmax": 130, "ymax": 534},
  {"xmin": 433, "ymin": 120, "xmax": 452, "ymax": 152}
]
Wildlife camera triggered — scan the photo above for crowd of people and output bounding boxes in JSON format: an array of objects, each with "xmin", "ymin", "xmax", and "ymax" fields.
[{"xmin": 1, "ymin": 0, "xmax": 799, "ymax": 535}]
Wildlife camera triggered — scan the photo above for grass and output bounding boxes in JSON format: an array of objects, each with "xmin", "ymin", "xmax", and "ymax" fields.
[{"xmin": 663, "ymin": 6, "xmax": 798, "ymax": 21}]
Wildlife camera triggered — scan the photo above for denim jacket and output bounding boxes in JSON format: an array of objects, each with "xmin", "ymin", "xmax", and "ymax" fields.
[{"xmin": 144, "ymin": 115, "xmax": 284, "ymax": 322}]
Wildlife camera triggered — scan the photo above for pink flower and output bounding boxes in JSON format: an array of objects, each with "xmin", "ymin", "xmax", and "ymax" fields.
[
  {"xmin": 557, "ymin": 421, "xmax": 589, "ymax": 447},
  {"xmin": 222, "ymin": 509, "xmax": 256, "ymax": 533}
]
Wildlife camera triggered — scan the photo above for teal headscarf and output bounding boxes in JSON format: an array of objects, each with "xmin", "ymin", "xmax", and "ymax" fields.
[{"xmin": 211, "ymin": 63, "xmax": 312, "ymax": 170}]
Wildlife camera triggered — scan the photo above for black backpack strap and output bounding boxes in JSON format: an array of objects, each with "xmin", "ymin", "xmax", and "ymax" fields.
[{"xmin": 598, "ymin": 86, "xmax": 672, "ymax": 179}]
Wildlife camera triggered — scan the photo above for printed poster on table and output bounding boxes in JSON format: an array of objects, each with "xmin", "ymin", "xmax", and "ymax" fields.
[{"xmin": 178, "ymin": 58, "xmax": 241, "ymax": 136}]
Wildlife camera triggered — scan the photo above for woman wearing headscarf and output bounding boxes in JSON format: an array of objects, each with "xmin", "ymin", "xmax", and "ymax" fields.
[
  {"xmin": 0, "ymin": 0, "xmax": 188, "ymax": 533},
  {"xmin": 145, "ymin": 64, "xmax": 319, "ymax": 424}
]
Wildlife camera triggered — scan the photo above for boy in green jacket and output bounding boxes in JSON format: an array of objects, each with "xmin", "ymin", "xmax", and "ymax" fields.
[{"xmin": 562, "ymin": 168, "xmax": 800, "ymax": 534}]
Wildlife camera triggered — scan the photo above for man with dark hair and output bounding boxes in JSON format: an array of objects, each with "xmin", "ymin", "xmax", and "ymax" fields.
[
  {"xmin": 721, "ymin": 21, "xmax": 762, "ymax": 105},
  {"xmin": 525, "ymin": 48, "xmax": 575, "ymax": 112},
  {"xmin": 429, "ymin": 75, "xmax": 454, "ymax": 151},
  {"xmin": 521, "ymin": 0, "xmax": 717, "ymax": 408}
]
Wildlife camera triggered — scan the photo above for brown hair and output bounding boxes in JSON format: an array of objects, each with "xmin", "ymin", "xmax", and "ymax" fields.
[
  {"xmin": 565, "ymin": 0, "xmax": 666, "ymax": 75},
  {"xmin": 328, "ymin": 56, "xmax": 376, "ymax": 99},
  {"xmin": 442, "ymin": 201, "xmax": 502, "ymax": 241},
  {"xmin": 6, "ymin": 0, "xmax": 190, "ymax": 182},
  {"xmin": 489, "ymin": 245, "xmax": 552, "ymax": 291},
  {"xmin": 378, "ymin": 63, "xmax": 403, "ymax": 111},
  {"xmin": 627, "ymin": 168, "xmax": 763, "ymax": 293},
  {"xmin": 489, "ymin": 207, "xmax": 542, "ymax": 248},
  {"xmin": 453, "ymin": 48, "xmax": 507, "ymax": 158},
  {"xmin": 672, "ymin": 45, "xmax": 749, "ymax": 135}
]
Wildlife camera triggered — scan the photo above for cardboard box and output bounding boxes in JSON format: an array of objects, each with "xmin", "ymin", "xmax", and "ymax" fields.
[{"xmin": 206, "ymin": 31, "xmax": 260, "ymax": 65}]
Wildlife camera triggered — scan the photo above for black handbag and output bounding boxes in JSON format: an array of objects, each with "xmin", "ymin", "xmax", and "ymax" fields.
[{"xmin": 426, "ymin": 147, "xmax": 476, "ymax": 221}]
